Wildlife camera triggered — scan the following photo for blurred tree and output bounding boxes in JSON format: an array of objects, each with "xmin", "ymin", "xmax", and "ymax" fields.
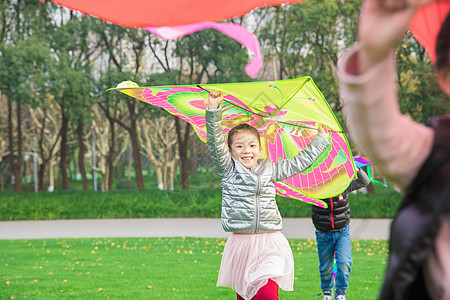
[
  {"xmin": 396, "ymin": 33, "xmax": 450, "ymax": 123},
  {"xmin": 0, "ymin": 0, "xmax": 53, "ymax": 192},
  {"xmin": 0, "ymin": 38, "xmax": 52, "ymax": 192},
  {"xmin": 89, "ymin": 105, "xmax": 129, "ymax": 191},
  {"xmin": 46, "ymin": 12, "xmax": 97, "ymax": 190},
  {"xmin": 0, "ymin": 92, "xmax": 9, "ymax": 164},
  {"xmin": 93, "ymin": 22, "xmax": 149, "ymax": 189},
  {"xmin": 29, "ymin": 103, "xmax": 61, "ymax": 191},
  {"xmin": 138, "ymin": 116, "xmax": 178, "ymax": 190},
  {"xmin": 0, "ymin": 92, "xmax": 9, "ymax": 191},
  {"xmin": 94, "ymin": 70, "xmax": 134, "ymax": 191}
]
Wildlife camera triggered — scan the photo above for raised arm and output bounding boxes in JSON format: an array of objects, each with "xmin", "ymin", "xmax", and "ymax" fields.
[
  {"xmin": 358, "ymin": 0, "xmax": 434, "ymax": 73},
  {"xmin": 205, "ymin": 91, "xmax": 233, "ymax": 177},
  {"xmin": 273, "ymin": 127, "xmax": 330, "ymax": 181},
  {"xmin": 337, "ymin": 0, "xmax": 434, "ymax": 190},
  {"xmin": 344, "ymin": 168, "xmax": 370, "ymax": 195}
]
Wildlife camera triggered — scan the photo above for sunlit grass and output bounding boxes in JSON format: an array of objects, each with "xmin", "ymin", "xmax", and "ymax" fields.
[{"xmin": 0, "ymin": 238, "xmax": 388, "ymax": 299}]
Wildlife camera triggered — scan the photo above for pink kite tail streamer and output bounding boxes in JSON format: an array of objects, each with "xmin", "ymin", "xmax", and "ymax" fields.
[{"xmin": 145, "ymin": 22, "xmax": 263, "ymax": 78}]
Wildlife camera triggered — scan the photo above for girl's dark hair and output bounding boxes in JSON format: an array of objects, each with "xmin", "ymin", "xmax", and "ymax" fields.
[
  {"xmin": 436, "ymin": 12, "xmax": 450, "ymax": 70},
  {"xmin": 227, "ymin": 123, "xmax": 260, "ymax": 149}
]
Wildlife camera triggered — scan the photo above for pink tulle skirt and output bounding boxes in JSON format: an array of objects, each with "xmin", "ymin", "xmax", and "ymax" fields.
[{"xmin": 217, "ymin": 231, "xmax": 294, "ymax": 300}]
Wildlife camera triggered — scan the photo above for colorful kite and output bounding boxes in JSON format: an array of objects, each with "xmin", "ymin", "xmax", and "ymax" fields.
[
  {"xmin": 109, "ymin": 78, "xmax": 357, "ymax": 208},
  {"xmin": 353, "ymin": 156, "xmax": 388, "ymax": 188},
  {"xmin": 353, "ymin": 156, "xmax": 371, "ymax": 169}
]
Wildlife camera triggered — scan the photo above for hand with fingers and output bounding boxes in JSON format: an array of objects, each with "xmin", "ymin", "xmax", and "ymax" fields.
[
  {"xmin": 317, "ymin": 124, "xmax": 331, "ymax": 137},
  {"xmin": 358, "ymin": 0, "xmax": 434, "ymax": 73},
  {"xmin": 206, "ymin": 90, "xmax": 223, "ymax": 110}
]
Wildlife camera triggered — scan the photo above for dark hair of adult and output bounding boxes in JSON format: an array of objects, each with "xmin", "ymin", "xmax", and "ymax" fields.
[
  {"xmin": 227, "ymin": 124, "xmax": 261, "ymax": 149},
  {"xmin": 435, "ymin": 12, "xmax": 450, "ymax": 71}
]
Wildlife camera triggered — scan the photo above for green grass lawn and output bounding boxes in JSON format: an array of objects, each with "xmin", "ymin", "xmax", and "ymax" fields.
[{"xmin": 0, "ymin": 238, "xmax": 388, "ymax": 299}]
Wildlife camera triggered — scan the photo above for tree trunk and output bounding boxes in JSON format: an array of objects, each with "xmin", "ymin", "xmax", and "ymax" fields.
[
  {"xmin": 48, "ymin": 163, "xmax": 56, "ymax": 192},
  {"xmin": 70, "ymin": 155, "xmax": 76, "ymax": 180},
  {"xmin": 77, "ymin": 119, "xmax": 89, "ymax": 191},
  {"xmin": 0, "ymin": 171, "xmax": 4, "ymax": 191},
  {"xmin": 104, "ymin": 158, "xmax": 110, "ymax": 192},
  {"xmin": 16, "ymin": 102, "xmax": 23, "ymax": 192},
  {"xmin": 128, "ymin": 146, "xmax": 132, "ymax": 180},
  {"xmin": 8, "ymin": 99, "xmax": 22, "ymax": 192},
  {"xmin": 190, "ymin": 140, "xmax": 198, "ymax": 174},
  {"xmin": 112, "ymin": 102, "xmax": 144, "ymax": 189},
  {"xmin": 155, "ymin": 166, "xmax": 163, "ymax": 190},
  {"xmin": 167, "ymin": 160, "xmax": 176, "ymax": 190},
  {"xmin": 175, "ymin": 117, "xmax": 190, "ymax": 190},
  {"xmin": 107, "ymin": 118, "xmax": 115, "ymax": 191},
  {"xmin": 128, "ymin": 101, "xmax": 144, "ymax": 189},
  {"xmin": 130, "ymin": 129, "xmax": 144, "ymax": 189},
  {"xmin": 60, "ymin": 109, "xmax": 69, "ymax": 190},
  {"xmin": 38, "ymin": 162, "xmax": 47, "ymax": 191}
]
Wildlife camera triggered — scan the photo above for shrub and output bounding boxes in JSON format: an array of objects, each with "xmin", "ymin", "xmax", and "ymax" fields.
[
  {"xmin": 0, "ymin": 188, "xmax": 401, "ymax": 221},
  {"xmin": 116, "ymin": 179, "xmax": 136, "ymax": 190}
]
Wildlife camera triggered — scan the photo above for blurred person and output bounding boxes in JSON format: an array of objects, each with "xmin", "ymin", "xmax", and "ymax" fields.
[{"xmin": 337, "ymin": 0, "xmax": 450, "ymax": 299}]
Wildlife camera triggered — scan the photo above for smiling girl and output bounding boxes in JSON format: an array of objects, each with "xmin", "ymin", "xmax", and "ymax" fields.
[{"xmin": 205, "ymin": 90, "xmax": 330, "ymax": 299}]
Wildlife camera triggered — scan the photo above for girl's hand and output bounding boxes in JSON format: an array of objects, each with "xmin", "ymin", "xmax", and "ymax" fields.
[
  {"xmin": 206, "ymin": 90, "xmax": 223, "ymax": 110},
  {"xmin": 358, "ymin": 0, "xmax": 434, "ymax": 73},
  {"xmin": 318, "ymin": 124, "xmax": 330, "ymax": 136}
]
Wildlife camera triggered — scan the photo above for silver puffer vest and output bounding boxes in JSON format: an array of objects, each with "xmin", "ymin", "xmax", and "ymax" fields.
[{"xmin": 206, "ymin": 108, "xmax": 330, "ymax": 234}]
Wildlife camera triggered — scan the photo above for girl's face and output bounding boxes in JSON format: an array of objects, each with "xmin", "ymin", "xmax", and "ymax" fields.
[{"xmin": 229, "ymin": 131, "xmax": 262, "ymax": 169}]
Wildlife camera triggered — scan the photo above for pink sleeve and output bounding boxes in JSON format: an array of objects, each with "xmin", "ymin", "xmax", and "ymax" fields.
[{"xmin": 337, "ymin": 45, "xmax": 434, "ymax": 190}]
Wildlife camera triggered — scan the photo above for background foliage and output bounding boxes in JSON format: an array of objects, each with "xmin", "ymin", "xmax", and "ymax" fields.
[
  {"xmin": 0, "ymin": 0, "xmax": 448, "ymax": 194},
  {"xmin": 0, "ymin": 173, "xmax": 401, "ymax": 220}
]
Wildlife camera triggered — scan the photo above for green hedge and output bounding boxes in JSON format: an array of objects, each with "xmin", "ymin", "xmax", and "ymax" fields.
[
  {"xmin": 0, "ymin": 188, "xmax": 401, "ymax": 221},
  {"xmin": 277, "ymin": 190, "xmax": 401, "ymax": 218}
]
